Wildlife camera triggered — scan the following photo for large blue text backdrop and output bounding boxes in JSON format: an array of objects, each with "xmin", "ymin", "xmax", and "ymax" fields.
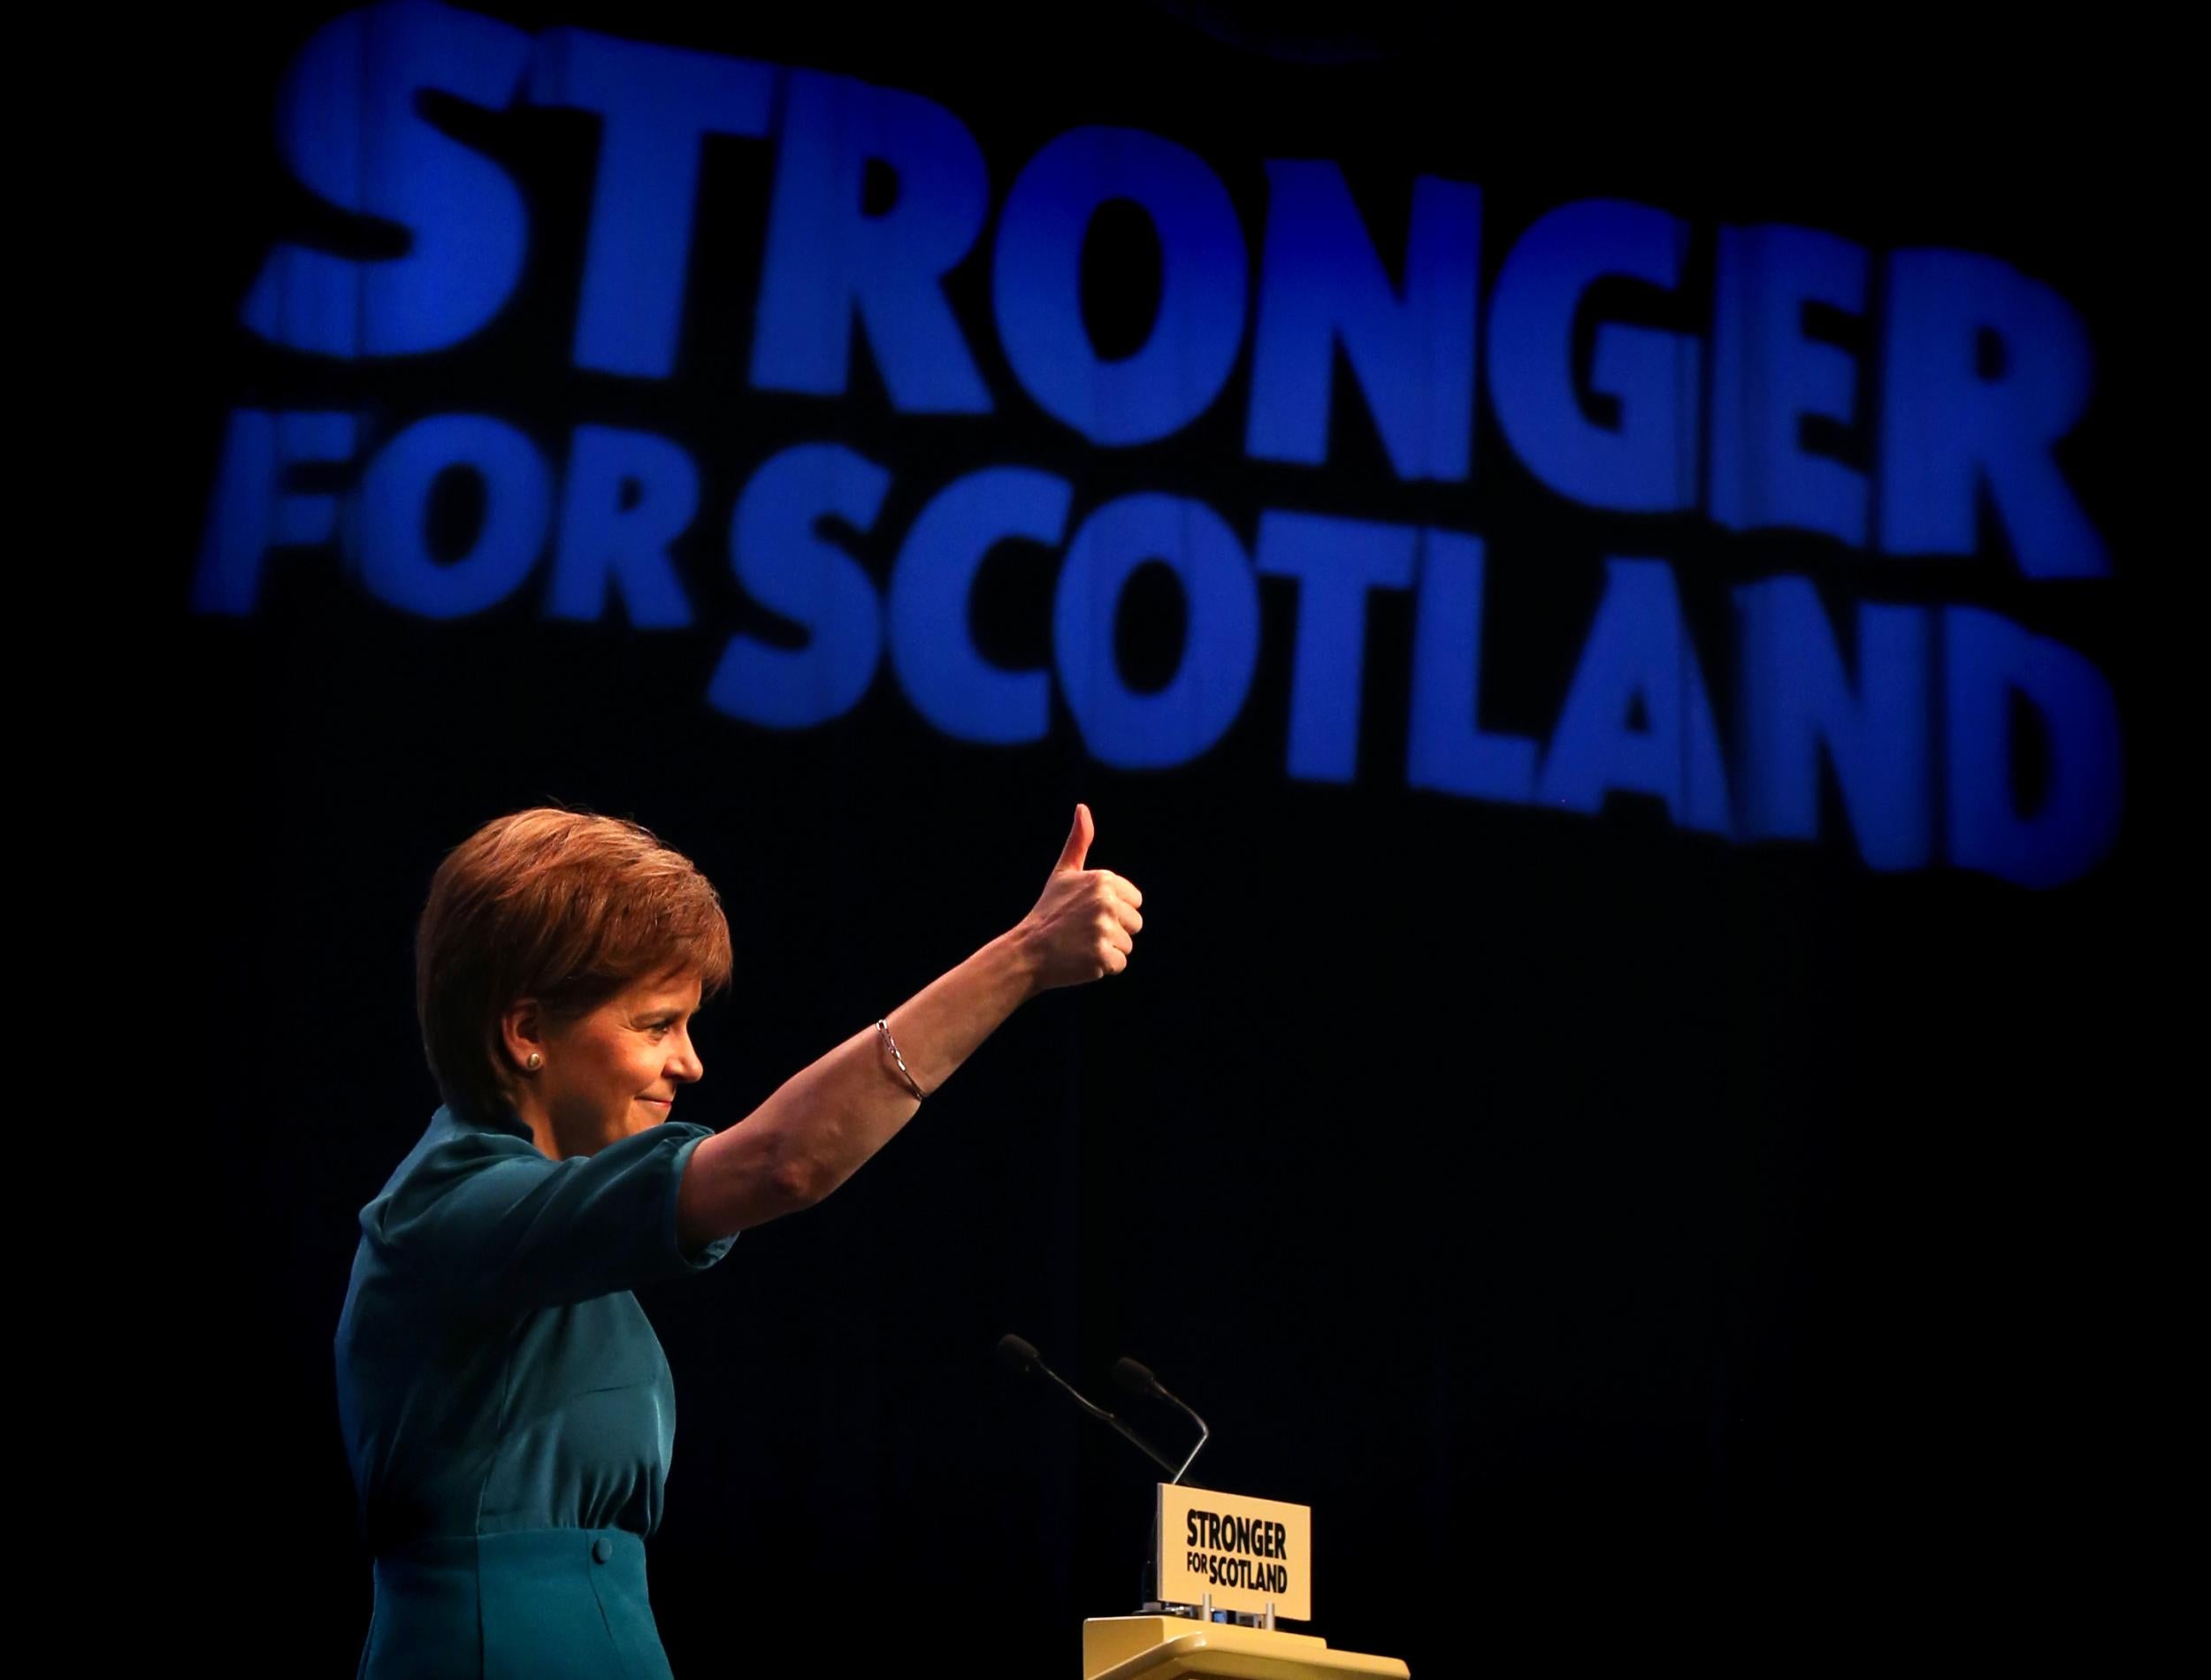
[{"xmin": 158, "ymin": 1, "xmax": 2148, "ymax": 1669}]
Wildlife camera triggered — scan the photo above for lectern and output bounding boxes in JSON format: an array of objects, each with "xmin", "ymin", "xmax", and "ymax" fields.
[
  {"xmin": 1080, "ymin": 1484, "xmax": 1410, "ymax": 1677},
  {"xmin": 1082, "ymin": 1615, "xmax": 1410, "ymax": 1679}
]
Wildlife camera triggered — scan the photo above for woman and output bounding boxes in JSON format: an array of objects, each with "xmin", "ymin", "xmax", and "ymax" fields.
[{"xmin": 335, "ymin": 803, "xmax": 1142, "ymax": 1678}]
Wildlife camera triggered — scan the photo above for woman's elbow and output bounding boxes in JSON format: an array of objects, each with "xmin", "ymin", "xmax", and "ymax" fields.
[
  {"xmin": 764, "ymin": 1156, "xmax": 825, "ymax": 1216},
  {"xmin": 681, "ymin": 1134, "xmax": 818, "ymax": 1238}
]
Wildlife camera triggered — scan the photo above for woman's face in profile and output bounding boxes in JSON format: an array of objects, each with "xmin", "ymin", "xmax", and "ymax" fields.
[{"xmin": 533, "ymin": 970, "xmax": 706, "ymax": 1154}]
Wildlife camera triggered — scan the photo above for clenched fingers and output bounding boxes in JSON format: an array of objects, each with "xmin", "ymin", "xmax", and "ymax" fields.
[{"xmin": 1098, "ymin": 871, "xmax": 1144, "ymax": 910}]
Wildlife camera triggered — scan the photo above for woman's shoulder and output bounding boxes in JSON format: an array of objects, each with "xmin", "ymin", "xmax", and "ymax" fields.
[{"xmin": 361, "ymin": 1106, "xmax": 546, "ymax": 1236}]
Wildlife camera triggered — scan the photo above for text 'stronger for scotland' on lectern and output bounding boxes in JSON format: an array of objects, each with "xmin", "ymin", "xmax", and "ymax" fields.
[{"xmin": 1079, "ymin": 1484, "xmax": 1410, "ymax": 1678}]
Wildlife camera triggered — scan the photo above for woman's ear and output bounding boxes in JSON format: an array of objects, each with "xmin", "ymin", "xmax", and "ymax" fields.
[{"xmin": 499, "ymin": 999, "xmax": 545, "ymax": 1073}]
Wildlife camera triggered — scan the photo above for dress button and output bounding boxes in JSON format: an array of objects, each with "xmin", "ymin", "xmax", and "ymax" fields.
[{"xmin": 592, "ymin": 1538, "xmax": 614, "ymax": 1564}]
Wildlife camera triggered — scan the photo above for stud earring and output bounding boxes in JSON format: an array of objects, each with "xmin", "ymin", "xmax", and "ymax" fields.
[{"xmin": 524, "ymin": 1052, "xmax": 543, "ymax": 1072}]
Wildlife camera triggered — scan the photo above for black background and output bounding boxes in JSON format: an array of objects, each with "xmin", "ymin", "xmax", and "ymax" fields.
[{"xmin": 134, "ymin": 2, "xmax": 2162, "ymax": 1669}]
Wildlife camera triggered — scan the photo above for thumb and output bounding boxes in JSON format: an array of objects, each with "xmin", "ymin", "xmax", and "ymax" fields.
[{"xmin": 1051, "ymin": 803, "xmax": 1094, "ymax": 874}]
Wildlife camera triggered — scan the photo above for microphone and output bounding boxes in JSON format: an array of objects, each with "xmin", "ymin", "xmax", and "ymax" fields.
[
  {"xmin": 997, "ymin": 1334, "xmax": 1177, "ymax": 1477},
  {"xmin": 1113, "ymin": 1356, "xmax": 1211, "ymax": 1485}
]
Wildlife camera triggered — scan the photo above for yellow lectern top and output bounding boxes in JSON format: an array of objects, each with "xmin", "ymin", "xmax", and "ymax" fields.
[{"xmin": 1083, "ymin": 1615, "xmax": 1410, "ymax": 1680}]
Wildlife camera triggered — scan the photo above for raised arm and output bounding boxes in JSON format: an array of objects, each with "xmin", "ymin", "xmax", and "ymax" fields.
[{"xmin": 675, "ymin": 804, "xmax": 1144, "ymax": 1245}]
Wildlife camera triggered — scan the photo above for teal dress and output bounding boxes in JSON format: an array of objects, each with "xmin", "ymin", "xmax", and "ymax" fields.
[{"xmin": 335, "ymin": 1105, "xmax": 735, "ymax": 1679}]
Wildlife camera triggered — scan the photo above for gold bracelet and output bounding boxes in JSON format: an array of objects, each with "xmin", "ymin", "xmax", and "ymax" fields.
[{"xmin": 876, "ymin": 1019, "xmax": 928, "ymax": 1101}]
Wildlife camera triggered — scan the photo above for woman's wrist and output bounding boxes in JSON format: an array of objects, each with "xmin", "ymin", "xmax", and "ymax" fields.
[{"xmin": 991, "ymin": 922, "xmax": 1049, "ymax": 1004}]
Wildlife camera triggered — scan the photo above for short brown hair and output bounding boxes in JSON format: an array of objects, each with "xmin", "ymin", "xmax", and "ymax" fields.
[{"xmin": 416, "ymin": 807, "xmax": 734, "ymax": 1121}]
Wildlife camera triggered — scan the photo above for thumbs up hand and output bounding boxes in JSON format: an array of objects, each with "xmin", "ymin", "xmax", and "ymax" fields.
[{"xmin": 1014, "ymin": 804, "xmax": 1145, "ymax": 993}]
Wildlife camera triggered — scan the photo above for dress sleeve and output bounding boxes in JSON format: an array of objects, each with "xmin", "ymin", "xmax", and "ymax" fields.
[{"xmin": 360, "ymin": 1120, "xmax": 737, "ymax": 1310}]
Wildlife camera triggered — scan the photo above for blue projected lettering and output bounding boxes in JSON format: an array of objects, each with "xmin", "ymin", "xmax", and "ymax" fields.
[
  {"xmin": 1879, "ymin": 251, "xmax": 2108, "ymax": 577},
  {"xmin": 1053, "ymin": 493, "xmax": 1259, "ymax": 767},
  {"xmin": 199, "ymin": 4, "xmax": 2126, "ymax": 886},
  {"xmin": 1538, "ymin": 559, "xmax": 1732, "ymax": 835},
  {"xmin": 359, "ymin": 414, "xmax": 553, "ymax": 618},
  {"xmin": 1253, "ymin": 510, "xmax": 1418, "ymax": 782},
  {"xmin": 1733, "ymin": 578, "xmax": 1930, "ymax": 870},
  {"xmin": 1944, "ymin": 607, "xmax": 2122, "ymax": 888},
  {"xmin": 1489, "ymin": 200, "xmax": 1700, "ymax": 513},
  {"xmin": 995, "ymin": 127, "xmax": 1247, "ymax": 446},
  {"xmin": 1246, "ymin": 165, "xmax": 1480, "ymax": 481},
  {"xmin": 750, "ymin": 72, "xmax": 993, "ymax": 411},
  {"xmin": 531, "ymin": 27, "xmax": 773, "ymax": 379},
  {"xmin": 193, "ymin": 410, "xmax": 357, "ymax": 615},
  {"xmin": 1404, "ymin": 530, "xmax": 1539, "ymax": 806},
  {"xmin": 243, "ymin": 1, "xmax": 532, "ymax": 358},
  {"xmin": 888, "ymin": 467, "xmax": 1072, "ymax": 743},
  {"xmin": 547, "ymin": 425, "xmax": 699, "ymax": 627},
  {"xmin": 708, "ymin": 443, "xmax": 891, "ymax": 728},
  {"xmin": 1710, "ymin": 225, "xmax": 1871, "ymax": 546}
]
